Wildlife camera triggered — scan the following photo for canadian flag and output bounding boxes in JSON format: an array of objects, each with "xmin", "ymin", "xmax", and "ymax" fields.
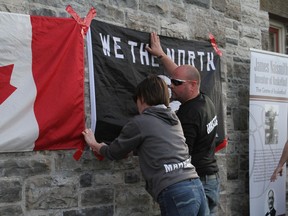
[{"xmin": 0, "ymin": 11, "xmax": 85, "ymax": 152}]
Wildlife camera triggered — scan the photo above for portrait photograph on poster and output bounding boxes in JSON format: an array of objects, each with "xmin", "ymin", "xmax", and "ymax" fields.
[{"xmin": 265, "ymin": 104, "xmax": 279, "ymax": 145}]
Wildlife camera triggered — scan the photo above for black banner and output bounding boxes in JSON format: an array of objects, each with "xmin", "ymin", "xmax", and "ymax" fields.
[{"xmin": 90, "ymin": 20, "xmax": 225, "ymax": 147}]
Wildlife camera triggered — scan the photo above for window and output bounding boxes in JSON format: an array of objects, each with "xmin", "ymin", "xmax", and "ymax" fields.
[
  {"xmin": 268, "ymin": 20, "xmax": 286, "ymax": 54},
  {"xmin": 269, "ymin": 27, "xmax": 279, "ymax": 52}
]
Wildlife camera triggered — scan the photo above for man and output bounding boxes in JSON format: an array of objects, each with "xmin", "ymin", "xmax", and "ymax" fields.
[
  {"xmin": 146, "ymin": 32, "xmax": 220, "ymax": 215},
  {"xmin": 265, "ymin": 189, "xmax": 276, "ymax": 216}
]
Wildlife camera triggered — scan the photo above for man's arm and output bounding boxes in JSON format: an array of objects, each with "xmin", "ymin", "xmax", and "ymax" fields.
[
  {"xmin": 270, "ymin": 139, "xmax": 288, "ymax": 181},
  {"xmin": 146, "ymin": 32, "xmax": 178, "ymax": 75}
]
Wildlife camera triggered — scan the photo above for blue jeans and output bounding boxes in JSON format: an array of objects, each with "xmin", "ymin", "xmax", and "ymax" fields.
[
  {"xmin": 200, "ymin": 173, "xmax": 220, "ymax": 216},
  {"xmin": 157, "ymin": 178, "xmax": 207, "ymax": 216}
]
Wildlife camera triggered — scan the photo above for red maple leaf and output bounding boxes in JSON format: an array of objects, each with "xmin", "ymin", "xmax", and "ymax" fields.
[{"xmin": 0, "ymin": 64, "xmax": 17, "ymax": 105}]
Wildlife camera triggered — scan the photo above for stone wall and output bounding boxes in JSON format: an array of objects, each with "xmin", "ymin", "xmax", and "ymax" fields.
[
  {"xmin": 261, "ymin": 0, "xmax": 288, "ymax": 19},
  {"xmin": 0, "ymin": 0, "xmax": 285, "ymax": 215}
]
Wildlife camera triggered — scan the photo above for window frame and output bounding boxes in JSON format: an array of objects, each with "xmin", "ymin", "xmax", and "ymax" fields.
[{"xmin": 269, "ymin": 20, "xmax": 286, "ymax": 54}]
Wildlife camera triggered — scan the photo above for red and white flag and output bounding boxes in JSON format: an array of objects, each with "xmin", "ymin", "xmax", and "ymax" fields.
[{"xmin": 0, "ymin": 11, "xmax": 85, "ymax": 152}]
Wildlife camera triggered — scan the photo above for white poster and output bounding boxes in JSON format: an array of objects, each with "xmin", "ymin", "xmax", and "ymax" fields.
[{"xmin": 249, "ymin": 48, "xmax": 288, "ymax": 216}]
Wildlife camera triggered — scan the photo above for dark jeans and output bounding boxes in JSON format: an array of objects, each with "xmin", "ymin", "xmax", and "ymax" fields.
[
  {"xmin": 200, "ymin": 173, "xmax": 220, "ymax": 216},
  {"xmin": 157, "ymin": 178, "xmax": 207, "ymax": 216}
]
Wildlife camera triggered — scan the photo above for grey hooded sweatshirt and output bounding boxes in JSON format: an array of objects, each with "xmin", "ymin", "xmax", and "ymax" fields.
[{"xmin": 100, "ymin": 105, "xmax": 199, "ymax": 200}]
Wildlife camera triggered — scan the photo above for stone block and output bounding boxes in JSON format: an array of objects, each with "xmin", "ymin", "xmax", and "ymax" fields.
[
  {"xmin": 81, "ymin": 188, "xmax": 114, "ymax": 206},
  {"xmin": 95, "ymin": 3, "xmax": 125, "ymax": 23},
  {"xmin": 212, "ymin": 0, "xmax": 226, "ymax": 12},
  {"xmin": 170, "ymin": 3, "xmax": 186, "ymax": 21},
  {"xmin": 0, "ymin": 158, "xmax": 51, "ymax": 177},
  {"xmin": 0, "ymin": 205, "xmax": 23, "ymax": 216},
  {"xmin": 0, "ymin": 179, "xmax": 22, "ymax": 203},
  {"xmin": 93, "ymin": 171, "xmax": 124, "ymax": 185},
  {"xmin": 80, "ymin": 173, "xmax": 92, "ymax": 187},
  {"xmin": 108, "ymin": 0, "xmax": 138, "ymax": 9},
  {"xmin": 55, "ymin": 150, "xmax": 113, "ymax": 171},
  {"xmin": 184, "ymin": 0, "xmax": 210, "ymax": 9},
  {"xmin": 63, "ymin": 206, "xmax": 113, "ymax": 216},
  {"xmin": 126, "ymin": 11, "xmax": 158, "ymax": 32},
  {"xmin": 225, "ymin": 2, "xmax": 241, "ymax": 21},
  {"xmin": 25, "ymin": 176, "xmax": 78, "ymax": 210},
  {"xmin": 139, "ymin": 0, "xmax": 169, "ymax": 16},
  {"xmin": 115, "ymin": 185, "xmax": 155, "ymax": 215},
  {"xmin": 124, "ymin": 171, "xmax": 140, "ymax": 183}
]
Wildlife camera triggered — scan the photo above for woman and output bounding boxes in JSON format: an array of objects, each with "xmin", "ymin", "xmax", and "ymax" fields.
[{"xmin": 83, "ymin": 75, "xmax": 207, "ymax": 216}]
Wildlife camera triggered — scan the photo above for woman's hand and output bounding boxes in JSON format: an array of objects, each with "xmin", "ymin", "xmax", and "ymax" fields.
[{"xmin": 82, "ymin": 128, "xmax": 105, "ymax": 154}]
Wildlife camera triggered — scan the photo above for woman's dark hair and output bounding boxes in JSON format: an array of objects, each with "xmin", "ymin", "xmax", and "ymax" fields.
[{"xmin": 134, "ymin": 75, "xmax": 169, "ymax": 106}]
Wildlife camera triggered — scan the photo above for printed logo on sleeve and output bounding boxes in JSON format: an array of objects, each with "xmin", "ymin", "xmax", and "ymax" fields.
[{"xmin": 206, "ymin": 115, "xmax": 218, "ymax": 134}]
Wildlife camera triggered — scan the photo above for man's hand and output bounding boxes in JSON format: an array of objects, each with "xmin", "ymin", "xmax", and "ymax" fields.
[
  {"xmin": 146, "ymin": 32, "xmax": 178, "ymax": 75},
  {"xmin": 270, "ymin": 165, "xmax": 283, "ymax": 182},
  {"xmin": 146, "ymin": 32, "xmax": 165, "ymax": 58}
]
